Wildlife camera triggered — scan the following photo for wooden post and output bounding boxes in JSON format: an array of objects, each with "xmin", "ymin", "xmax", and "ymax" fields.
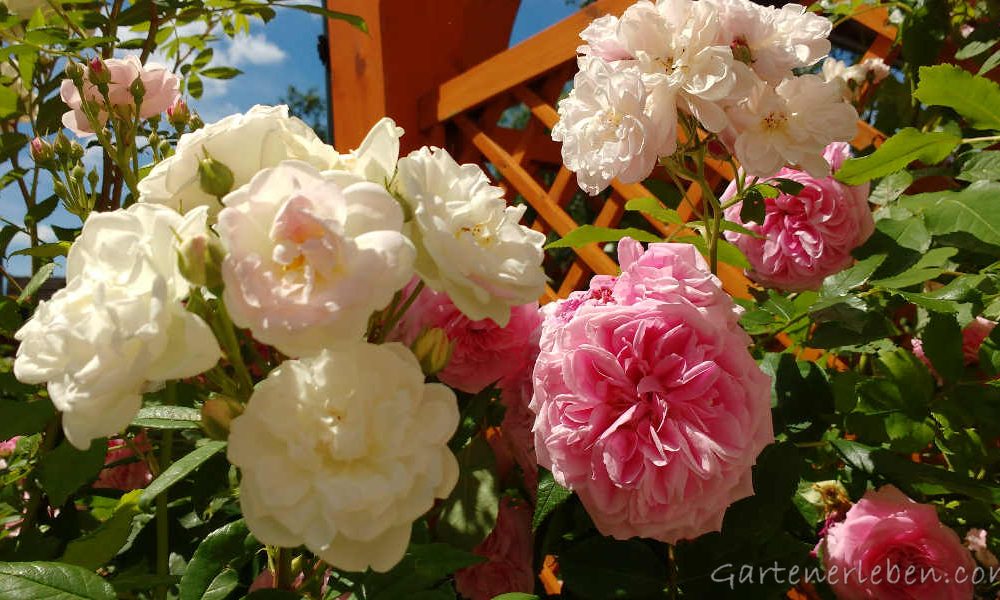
[{"xmin": 324, "ymin": 0, "xmax": 521, "ymax": 153}]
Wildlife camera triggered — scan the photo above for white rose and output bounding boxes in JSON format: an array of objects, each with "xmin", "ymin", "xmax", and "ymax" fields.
[
  {"xmin": 227, "ymin": 342, "xmax": 459, "ymax": 572},
  {"xmin": 552, "ymin": 56, "xmax": 663, "ymax": 195},
  {"xmin": 326, "ymin": 116, "xmax": 404, "ymax": 186},
  {"xmin": 726, "ymin": 74, "xmax": 858, "ymax": 177},
  {"xmin": 14, "ymin": 205, "xmax": 221, "ymax": 449},
  {"xmin": 705, "ymin": 0, "xmax": 831, "ymax": 83},
  {"xmin": 216, "ymin": 160, "xmax": 414, "ymax": 356},
  {"xmin": 138, "ymin": 105, "xmax": 340, "ymax": 217},
  {"xmin": 395, "ymin": 146, "xmax": 546, "ymax": 326}
]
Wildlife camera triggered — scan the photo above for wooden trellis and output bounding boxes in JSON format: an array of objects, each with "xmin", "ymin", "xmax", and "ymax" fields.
[{"xmin": 325, "ymin": 0, "xmax": 898, "ymax": 304}]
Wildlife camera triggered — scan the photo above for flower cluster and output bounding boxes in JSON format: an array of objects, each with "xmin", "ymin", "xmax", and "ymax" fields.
[
  {"xmin": 721, "ymin": 142, "xmax": 875, "ymax": 291},
  {"xmin": 531, "ymin": 238, "xmax": 773, "ymax": 542},
  {"xmin": 14, "ymin": 105, "xmax": 547, "ymax": 572},
  {"xmin": 552, "ymin": 0, "xmax": 858, "ymax": 193}
]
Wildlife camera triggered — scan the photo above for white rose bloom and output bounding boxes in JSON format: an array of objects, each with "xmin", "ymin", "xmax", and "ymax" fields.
[
  {"xmin": 552, "ymin": 56, "xmax": 666, "ymax": 195},
  {"xmin": 14, "ymin": 205, "xmax": 221, "ymax": 449},
  {"xmin": 726, "ymin": 74, "xmax": 858, "ymax": 178},
  {"xmin": 705, "ymin": 0, "xmax": 831, "ymax": 83},
  {"xmin": 138, "ymin": 105, "xmax": 339, "ymax": 217},
  {"xmin": 227, "ymin": 342, "xmax": 459, "ymax": 572},
  {"xmin": 325, "ymin": 117, "xmax": 404, "ymax": 186},
  {"xmin": 217, "ymin": 160, "xmax": 414, "ymax": 356},
  {"xmin": 822, "ymin": 57, "xmax": 891, "ymax": 101},
  {"xmin": 395, "ymin": 146, "xmax": 546, "ymax": 325},
  {"xmin": 618, "ymin": 0, "xmax": 740, "ymax": 133}
]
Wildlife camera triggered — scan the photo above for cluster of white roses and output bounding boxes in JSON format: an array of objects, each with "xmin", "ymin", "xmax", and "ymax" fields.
[
  {"xmin": 552, "ymin": 0, "xmax": 860, "ymax": 194},
  {"xmin": 14, "ymin": 105, "xmax": 547, "ymax": 572}
]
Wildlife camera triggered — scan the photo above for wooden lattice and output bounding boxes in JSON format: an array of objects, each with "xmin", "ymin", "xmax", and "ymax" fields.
[{"xmin": 411, "ymin": 0, "xmax": 897, "ymax": 303}]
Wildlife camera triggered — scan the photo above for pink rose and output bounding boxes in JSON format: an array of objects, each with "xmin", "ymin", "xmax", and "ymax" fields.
[
  {"xmin": 530, "ymin": 240, "xmax": 773, "ymax": 542},
  {"xmin": 821, "ymin": 485, "xmax": 975, "ymax": 600},
  {"xmin": 454, "ymin": 498, "xmax": 535, "ymax": 600},
  {"xmin": 395, "ymin": 285, "xmax": 543, "ymax": 394},
  {"xmin": 0, "ymin": 437, "xmax": 20, "ymax": 470},
  {"xmin": 93, "ymin": 434, "xmax": 152, "ymax": 491},
  {"xmin": 722, "ymin": 142, "xmax": 874, "ymax": 291},
  {"xmin": 60, "ymin": 55, "xmax": 179, "ymax": 135},
  {"xmin": 965, "ymin": 528, "xmax": 999, "ymax": 567}
]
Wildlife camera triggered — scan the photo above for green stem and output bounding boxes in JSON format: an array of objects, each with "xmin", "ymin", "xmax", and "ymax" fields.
[
  {"xmin": 378, "ymin": 280, "xmax": 425, "ymax": 343},
  {"xmin": 963, "ymin": 135, "xmax": 1000, "ymax": 144},
  {"xmin": 215, "ymin": 299, "xmax": 254, "ymax": 397},
  {"xmin": 155, "ymin": 384, "xmax": 176, "ymax": 600}
]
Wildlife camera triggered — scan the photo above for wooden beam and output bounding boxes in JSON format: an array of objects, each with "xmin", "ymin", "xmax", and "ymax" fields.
[{"xmin": 418, "ymin": 0, "xmax": 633, "ymax": 129}]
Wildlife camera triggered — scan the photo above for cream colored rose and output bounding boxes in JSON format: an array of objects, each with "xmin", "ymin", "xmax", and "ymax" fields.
[
  {"xmin": 227, "ymin": 342, "xmax": 459, "ymax": 572},
  {"xmin": 14, "ymin": 204, "xmax": 221, "ymax": 449},
  {"xmin": 138, "ymin": 105, "xmax": 339, "ymax": 217},
  {"xmin": 395, "ymin": 146, "xmax": 546, "ymax": 326},
  {"xmin": 216, "ymin": 160, "xmax": 414, "ymax": 356}
]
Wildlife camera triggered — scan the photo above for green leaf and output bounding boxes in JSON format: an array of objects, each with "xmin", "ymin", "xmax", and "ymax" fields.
[
  {"xmin": 186, "ymin": 74, "xmax": 203, "ymax": 99},
  {"xmin": 60, "ymin": 491, "xmax": 142, "ymax": 570},
  {"xmin": 198, "ymin": 67, "xmax": 242, "ymax": 80},
  {"xmin": 0, "ymin": 132, "xmax": 28, "ymax": 162},
  {"xmin": 131, "ymin": 405, "xmax": 201, "ymax": 430},
  {"xmin": 770, "ymin": 177, "xmax": 805, "ymax": 196},
  {"xmin": 875, "ymin": 214, "xmax": 930, "ymax": 252},
  {"xmin": 817, "ymin": 254, "xmax": 887, "ymax": 301},
  {"xmin": 436, "ymin": 435, "xmax": 499, "ymax": 550},
  {"xmin": 623, "ymin": 197, "xmax": 683, "ymax": 224},
  {"xmin": 870, "ymin": 247, "xmax": 957, "ymax": 289},
  {"xmin": 956, "ymin": 151, "xmax": 1000, "ymax": 182},
  {"xmin": 546, "ymin": 225, "xmax": 660, "ymax": 249},
  {"xmin": 0, "ymin": 399, "xmax": 55, "ymax": 438},
  {"xmin": 356, "ymin": 540, "xmax": 484, "ymax": 598},
  {"xmin": 832, "ymin": 439, "xmax": 1000, "ymax": 503},
  {"xmin": 739, "ymin": 186, "xmax": 767, "ymax": 224},
  {"xmin": 674, "ymin": 235, "xmax": 749, "ymax": 269},
  {"xmin": 0, "ymin": 85, "xmax": 19, "ymax": 119},
  {"xmin": 281, "ymin": 5, "xmax": 367, "ymax": 32},
  {"xmin": 17, "ymin": 263, "xmax": 55, "ymax": 303},
  {"xmin": 920, "ymin": 313, "xmax": 964, "ymax": 384},
  {"xmin": 26, "ymin": 195, "xmax": 58, "ymax": 224},
  {"xmin": 37, "ymin": 439, "xmax": 108, "ymax": 506},
  {"xmin": 979, "ymin": 49, "xmax": 1000, "ymax": 76},
  {"xmin": 139, "ymin": 440, "xmax": 226, "ymax": 510},
  {"xmin": 560, "ymin": 537, "xmax": 667, "ymax": 600},
  {"xmin": 899, "ymin": 182, "xmax": 1000, "ymax": 248},
  {"xmin": 0, "ymin": 297, "xmax": 22, "ymax": 334},
  {"xmin": 0, "ymin": 561, "xmax": 115, "ymax": 599},
  {"xmin": 177, "ymin": 519, "xmax": 254, "ymax": 600},
  {"xmin": 201, "ymin": 568, "xmax": 239, "ymax": 600},
  {"xmin": 835, "ymin": 128, "xmax": 961, "ymax": 185},
  {"xmin": 532, "ymin": 468, "xmax": 572, "ymax": 530},
  {"xmin": 914, "ymin": 65, "xmax": 1000, "ymax": 131},
  {"xmin": 877, "ymin": 347, "xmax": 935, "ymax": 412},
  {"xmin": 11, "ymin": 242, "xmax": 71, "ymax": 258},
  {"xmin": 492, "ymin": 594, "xmax": 540, "ymax": 600},
  {"xmin": 869, "ymin": 171, "xmax": 913, "ymax": 205}
]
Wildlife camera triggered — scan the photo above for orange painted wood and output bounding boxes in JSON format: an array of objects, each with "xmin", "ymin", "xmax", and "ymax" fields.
[
  {"xmin": 419, "ymin": 0, "xmax": 635, "ymax": 129},
  {"xmin": 326, "ymin": 0, "xmax": 520, "ymax": 153}
]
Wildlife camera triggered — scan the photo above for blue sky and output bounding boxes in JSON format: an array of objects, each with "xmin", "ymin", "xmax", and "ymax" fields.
[{"xmin": 0, "ymin": 1, "xmax": 580, "ymax": 279}]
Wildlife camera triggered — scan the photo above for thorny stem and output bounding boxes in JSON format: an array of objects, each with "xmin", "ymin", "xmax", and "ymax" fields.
[{"xmin": 274, "ymin": 547, "xmax": 294, "ymax": 590}]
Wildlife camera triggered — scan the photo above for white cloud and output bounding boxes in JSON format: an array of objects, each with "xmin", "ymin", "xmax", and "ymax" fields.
[{"xmin": 221, "ymin": 33, "xmax": 287, "ymax": 67}]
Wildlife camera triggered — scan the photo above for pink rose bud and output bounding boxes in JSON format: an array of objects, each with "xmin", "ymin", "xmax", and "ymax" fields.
[
  {"xmin": 167, "ymin": 97, "xmax": 190, "ymax": 128},
  {"xmin": 29, "ymin": 137, "xmax": 54, "ymax": 164},
  {"xmin": 88, "ymin": 57, "xmax": 111, "ymax": 85},
  {"xmin": 821, "ymin": 485, "xmax": 976, "ymax": 600}
]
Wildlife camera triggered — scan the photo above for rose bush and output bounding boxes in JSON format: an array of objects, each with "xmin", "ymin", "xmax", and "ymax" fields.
[{"xmin": 1, "ymin": 0, "xmax": 1000, "ymax": 598}]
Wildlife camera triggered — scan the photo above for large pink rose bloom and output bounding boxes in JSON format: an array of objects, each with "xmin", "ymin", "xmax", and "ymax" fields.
[
  {"xmin": 822, "ymin": 485, "xmax": 975, "ymax": 600},
  {"xmin": 531, "ymin": 239, "xmax": 773, "ymax": 543},
  {"xmin": 722, "ymin": 142, "xmax": 874, "ymax": 291},
  {"xmin": 454, "ymin": 498, "xmax": 535, "ymax": 600},
  {"xmin": 395, "ymin": 285, "xmax": 543, "ymax": 394},
  {"xmin": 60, "ymin": 55, "xmax": 179, "ymax": 136}
]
